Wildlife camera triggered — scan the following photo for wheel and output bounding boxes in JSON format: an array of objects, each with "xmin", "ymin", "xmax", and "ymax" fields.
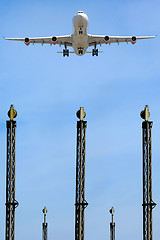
[
  {"xmin": 63, "ymin": 49, "xmax": 69, "ymax": 57},
  {"xmin": 92, "ymin": 49, "xmax": 98, "ymax": 56},
  {"xmin": 79, "ymin": 50, "xmax": 83, "ymax": 55}
]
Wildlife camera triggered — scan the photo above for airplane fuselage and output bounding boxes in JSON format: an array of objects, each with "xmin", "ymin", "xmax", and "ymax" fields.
[{"xmin": 72, "ymin": 12, "xmax": 89, "ymax": 55}]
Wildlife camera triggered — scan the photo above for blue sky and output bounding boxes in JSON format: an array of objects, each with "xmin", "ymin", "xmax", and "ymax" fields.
[{"xmin": 0, "ymin": 0, "xmax": 160, "ymax": 240}]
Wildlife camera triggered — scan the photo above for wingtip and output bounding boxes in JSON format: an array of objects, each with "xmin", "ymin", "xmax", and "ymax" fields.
[{"xmin": 3, "ymin": 36, "xmax": 9, "ymax": 40}]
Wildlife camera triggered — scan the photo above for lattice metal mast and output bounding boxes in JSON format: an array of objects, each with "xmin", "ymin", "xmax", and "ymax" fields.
[
  {"xmin": 75, "ymin": 107, "xmax": 88, "ymax": 240},
  {"xmin": 109, "ymin": 207, "xmax": 115, "ymax": 240},
  {"xmin": 5, "ymin": 105, "xmax": 19, "ymax": 240},
  {"xmin": 42, "ymin": 207, "xmax": 48, "ymax": 240},
  {"xmin": 140, "ymin": 106, "xmax": 156, "ymax": 240}
]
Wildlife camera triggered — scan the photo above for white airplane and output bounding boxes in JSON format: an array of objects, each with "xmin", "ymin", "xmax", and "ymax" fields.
[{"xmin": 5, "ymin": 11, "xmax": 155, "ymax": 57}]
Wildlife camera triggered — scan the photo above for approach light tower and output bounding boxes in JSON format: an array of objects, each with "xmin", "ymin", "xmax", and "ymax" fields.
[
  {"xmin": 140, "ymin": 105, "xmax": 156, "ymax": 240},
  {"xmin": 5, "ymin": 105, "xmax": 19, "ymax": 240},
  {"xmin": 42, "ymin": 207, "xmax": 48, "ymax": 240},
  {"xmin": 109, "ymin": 207, "xmax": 115, "ymax": 240},
  {"xmin": 75, "ymin": 107, "xmax": 88, "ymax": 240}
]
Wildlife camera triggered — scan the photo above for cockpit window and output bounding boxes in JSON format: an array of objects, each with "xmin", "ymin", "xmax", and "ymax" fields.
[{"xmin": 78, "ymin": 11, "xmax": 84, "ymax": 13}]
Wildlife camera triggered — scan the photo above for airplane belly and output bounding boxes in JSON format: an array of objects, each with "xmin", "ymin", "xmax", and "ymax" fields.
[
  {"xmin": 73, "ymin": 35, "xmax": 88, "ymax": 55},
  {"xmin": 73, "ymin": 36, "xmax": 88, "ymax": 48},
  {"xmin": 72, "ymin": 14, "xmax": 89, "ymax": 55}
]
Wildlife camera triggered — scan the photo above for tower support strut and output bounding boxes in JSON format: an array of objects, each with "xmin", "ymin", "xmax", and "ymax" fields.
[
  {"xmin": 141, "ymin": 105, "xmax": 156, "ymax": 240},
  {"xmin": 109, "ymin": 207, "xmax": 115, "ymax": 240},
  {"xmin": 75, "ymin": 107, "xmax": 88, "ymax": 240},
  {"xmin": 5, "ymin": 105, "xmax": 18, "ymax": 240},
  {"xmin": 42, "ymin": 207, "xmax": 48, "ymax": 240}
]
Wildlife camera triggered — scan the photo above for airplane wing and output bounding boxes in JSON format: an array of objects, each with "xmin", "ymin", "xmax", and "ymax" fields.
[
  {"xmin": 88, "ymin": 34, "xmax": 155, "ymax": 46},
  {"xmin": 5, "ymin": 35, "xmax": 73, "ymax": 46}
]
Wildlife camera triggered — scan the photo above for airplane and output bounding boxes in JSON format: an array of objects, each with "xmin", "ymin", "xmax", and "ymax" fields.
[{"xmin": 5, "ymin": 11, "xmax": 155, "ymax": 57}]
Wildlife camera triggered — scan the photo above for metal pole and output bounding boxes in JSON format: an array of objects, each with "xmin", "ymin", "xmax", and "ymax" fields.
[
  {"xmin": 42, "ymin": 207, "xmax": 48, "ymax": 240},
  {"xmin": 5, "ymin": 105, "xmax": 19, "ymax": 240},
  {"xmin": 109, "ymin": 207, "xmax": 115, "ymax": 240},
  {"xmin": 140, "ymin": 105, "xmax": 156, "ymax": 240},
  {"xmin": 75, "ymin": 107, "xmax": 88, "ymax": 240}
]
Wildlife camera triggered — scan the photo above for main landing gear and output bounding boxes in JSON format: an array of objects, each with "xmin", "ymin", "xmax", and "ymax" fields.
[
  {"xmin": 78, "ymin": 48, "xmax": 83, "ymax": 55},
  {"xmin": 63, "ymin": 43, "xmax": 69, "ymax": 57},
  {"xmin": 92, "ymin": 44, "xmax": 98, "ymax": 56}
]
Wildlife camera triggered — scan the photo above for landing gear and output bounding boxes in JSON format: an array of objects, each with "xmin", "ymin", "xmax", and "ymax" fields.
[
  {"xmin": 63, "ymin": 49, "xmax": 69, "ymax": 57},
  {"xmin": 78, "ymin": 48, "xmax": 83, "ymax": 55},
  {"xmin": 79, "ymin": 27, "xmax": 83, "ymax": 34},
  {"xmin": 63, "ymin": 43, "xmax": 69, "ymax": 57},
  {"xmin": 92, "ymin": 44, "xmax": 98, "ymax": 56}
]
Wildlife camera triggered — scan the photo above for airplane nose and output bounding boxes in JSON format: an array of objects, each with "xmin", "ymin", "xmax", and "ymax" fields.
[
  {"xmin": 73, "ymin": 14, "xmax": 83, "ymax": 24},
  {"xmin": 73, "ymin": 12, "xmax": 88, "ymax": 27},
  {"xmin": 73, "ymin": 13, "xmax": 88, "ymax": 23}
]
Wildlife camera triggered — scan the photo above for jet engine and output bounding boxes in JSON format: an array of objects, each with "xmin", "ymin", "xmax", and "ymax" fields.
[
  {"xmin": 104, "ymin": 36, "xmax": 110, "ymax": 44},
  {"xmin": 24, "ymin": 38, "xmax": 30, "ymax": 46},
  {"xmin": 131, "ymin": 36, "xmax": 136, "ymax": 44},
  {"xmin": 51, "ymin": 36, "xmax": 58, "ymax": 45}
]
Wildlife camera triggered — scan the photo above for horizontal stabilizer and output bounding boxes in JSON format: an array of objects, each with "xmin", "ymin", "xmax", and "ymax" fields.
[
  {"xmin": 86, "ymin": 51, "xmax": 103, "ymax": 53},
  {"xmin": 57, "ymin": 51, "xmax": 75, "ymax": 53}
]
